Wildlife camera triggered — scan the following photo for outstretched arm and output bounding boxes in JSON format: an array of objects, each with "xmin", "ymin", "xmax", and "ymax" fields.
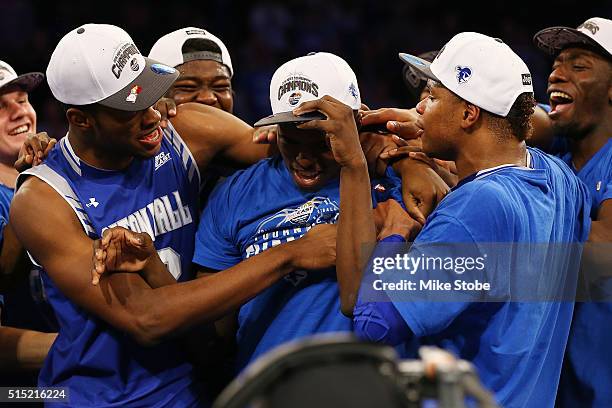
[
  {"xmin": 169, "ymin": 103, "xmax": 276, "ymax": 172},
  {"xmin": 11, "ymin": 177, "xmax": 337, "ymax": 346}
]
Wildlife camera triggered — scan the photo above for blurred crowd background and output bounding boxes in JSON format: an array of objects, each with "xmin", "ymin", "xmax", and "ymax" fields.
[{"xmin": 1, "ymin": 0, "xmax": 610, "ymax": 138}]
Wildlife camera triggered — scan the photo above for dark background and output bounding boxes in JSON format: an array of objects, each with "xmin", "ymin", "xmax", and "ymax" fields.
[{"xmin": 1, "ymin": 0, "xmax": 610, "ymax": 137}]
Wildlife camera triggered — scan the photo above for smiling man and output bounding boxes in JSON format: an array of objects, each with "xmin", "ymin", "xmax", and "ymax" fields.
[
  {"xmin": 534, "ymin": 17, "xmax": 612, "ymax": 408},
  {"xmin": 149, "ymin": 27, "xmax": 234, "ymax": 114}
]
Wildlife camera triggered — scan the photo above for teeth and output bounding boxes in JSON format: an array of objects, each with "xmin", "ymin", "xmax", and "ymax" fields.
[
  {"xmin": 9, "ymin": 125, "xmax": 28, "ymax": 135},
  {"xmin": 549, "ymin": 91, "xmax": 573, "ymax": 101}
]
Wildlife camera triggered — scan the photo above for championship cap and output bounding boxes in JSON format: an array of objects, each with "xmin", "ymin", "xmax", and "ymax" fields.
[
  {"xmin": 254, "ymin": 52, "xmax": 361, "ymax": 127},
  {"xmin": 399, "ymin": 32, "xmax": 533, "ymax": 117},
  {"xmin": 0, "ymin": 60, "xmax": 44, "ymax": 94},
  {"xmin": 534, "ymin": 17, "xmax": 612, "ymax": 60},
  {"xmin": 46, "ymin": 24, "xmax": 179, "ymax": 111},
  {"xmin": 149, "ymin": 27, "xmax": 233, "ymax": 77}
]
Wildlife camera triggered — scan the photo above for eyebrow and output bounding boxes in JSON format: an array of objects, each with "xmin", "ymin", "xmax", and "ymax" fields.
[{"xmin": 176, "ymin": 74, "xmax": 231, "ymax": 82}]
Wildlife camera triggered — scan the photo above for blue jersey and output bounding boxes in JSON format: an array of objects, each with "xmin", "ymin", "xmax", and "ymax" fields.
[
  {"xmin": 378, "ymin": 148, "xmax": 590, "ymax": 408},
  {"xmin": 18, "ymin": 123, "xmax": 203, "ymax": 407},
  {"xmin": 193, "ymin": 156, "xmax": 402, "ymax": 371},
  {"xmin": 558, "ymin": 138, "xmax": 612, "ymax": 408}
]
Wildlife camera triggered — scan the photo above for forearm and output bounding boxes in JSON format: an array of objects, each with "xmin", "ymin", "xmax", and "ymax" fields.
[
  {"xmin": 130, "ymin": 244, "xmax": 296, "ymax": 344},
  {"xmin": 0, "ymin": 327, "xmax": 57, "ymax": 371},
  {"xmin": 337, "ymin": 161, "xmax": 376, "ymax": 316},
  {"xmin": 141, "ymin": 252, "xmax": 180, "ymax": 288},
  {"xmin": 0, "ymin": 224, "xmax": 29, "ymax": 292}
]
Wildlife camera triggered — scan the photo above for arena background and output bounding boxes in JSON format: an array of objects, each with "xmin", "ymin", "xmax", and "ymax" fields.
[{"xmin": 1, "ymin": 0, "xmax": 610, "ymax": 138}]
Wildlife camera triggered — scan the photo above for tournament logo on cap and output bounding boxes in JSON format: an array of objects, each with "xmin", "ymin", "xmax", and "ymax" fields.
[
  {"xmin": 288, "ymin": 92, "xmax": 302, "ymax": 106},
  {"xmin": 254, "ymin": 52, "xmax": 361, "ymax": 127},
  {"xmin": 126, "ymin": 85, "xmax": 142, "ymax": 103}
]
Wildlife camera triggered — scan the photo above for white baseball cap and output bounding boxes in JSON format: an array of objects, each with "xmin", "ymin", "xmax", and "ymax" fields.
[
  {"xmin": 149, "ymin": 27, "xmax": 233, "ymax": 77},
  {"xmin": 254, "ymin": 52, "xmax": 361, "ymax": 127},
  {"xmin": 0, "ymin": 60, "xmax": 44, "ymax": 94},
  {"xmin": 46, "ymin": 24, "xmax": 179, "ymax": 111},
  {"xmin": 534, "ymin": 17, "xmax": 612, "ymax": 60},
  {"xmin": 399, "ymin": 32, "xmax": 533, "ymax": 117}
]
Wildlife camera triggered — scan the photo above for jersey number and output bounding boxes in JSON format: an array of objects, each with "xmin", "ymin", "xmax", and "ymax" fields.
[{"xmin": 157, "ymin": 247, "xmax": 182, "ymax": 280}]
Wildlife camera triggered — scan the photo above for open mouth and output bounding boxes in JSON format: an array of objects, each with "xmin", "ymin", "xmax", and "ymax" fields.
[
  {"xmin": 292, "ymin": 167, "xmax": 322, "ymax": 187},
  {"xmin": 8, "ymin": 124, "xmax": 31, "ymax": 136},
  {"xmin": 548, "ymin": 90, "xmax": 574, "ymax": 116},
  {"xmin": 138, "ymin": 127, "xmax": 162, "ymax": 147}
]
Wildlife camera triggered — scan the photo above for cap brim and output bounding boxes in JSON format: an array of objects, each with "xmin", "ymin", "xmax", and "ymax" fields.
[
  {"xmin": 0, "ymin": 72, "xmax": 44, "ymax": 94},
  {"xmin": 398, "ymin": 53, "xmax": 439, "ymax": 82},
  {"xmin": 98, "ymin": 57, "xmax": 179, "ymax": 112},
  {"xmin": 254, "ymin": 111, "xmax": 326, "ymax": 127},
  {"xmin": 534, "ymin": 26, "xmax": 612, "ymax": 59}
]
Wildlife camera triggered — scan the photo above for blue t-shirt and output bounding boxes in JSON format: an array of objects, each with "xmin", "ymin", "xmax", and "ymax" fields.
[
  {"xmin": 557, "ymin": 138, "xmax": 612, "ymax": 408},
  {"xmin": 193, "ymin": 155, "xmax": 402, "ymax": 371},
  {"xmin": 358, "ymin": 148, "xmax": 590, "ymax": 408},
  {"xmin": 18, "ymin": 124, "xmax": 203, "ymax": 407}
]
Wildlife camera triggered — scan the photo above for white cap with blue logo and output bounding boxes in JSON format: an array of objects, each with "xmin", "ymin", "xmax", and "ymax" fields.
[
  {"xmin": 47, "ymin": 24, "xmax": 179, "ymax": 111},
  {"xmin": 399, "ymin": 32, "xmax": 533, "ymax": 117},
  {"xmin": 254, "ymin": 52, "xmax": 361, "ymax": 127}
]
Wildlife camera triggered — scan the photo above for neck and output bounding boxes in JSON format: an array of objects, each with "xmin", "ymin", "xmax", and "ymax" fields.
[
  {"xmin": 569, "ymin": 121, "xmax": 611, "ymax": 171},
  {"xmin": 68, "ymin": 130, "xmax": 134, "ymax": 171},
  {"xmin": 0, "ymin": 161, "xmax": 19, "ymax": 189},
  {"xmin": 455, "ymin": 135, "xmax": 527, "ymax": 182}
]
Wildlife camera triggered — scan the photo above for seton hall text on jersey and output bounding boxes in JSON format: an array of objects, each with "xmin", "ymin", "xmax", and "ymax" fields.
[{"xmin": 102, "ymin": 191, "xmax": 193, "ymax": 240}]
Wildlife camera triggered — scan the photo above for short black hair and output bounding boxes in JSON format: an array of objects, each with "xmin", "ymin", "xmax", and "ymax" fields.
[{"xmin": 488, "ymin": 93, "xmax": 536, "ymax": 142}]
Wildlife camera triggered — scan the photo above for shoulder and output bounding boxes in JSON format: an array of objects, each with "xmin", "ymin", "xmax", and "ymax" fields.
[{"xmin": 169, "ymin": 103, "xmax": 252, "ymax": 145}]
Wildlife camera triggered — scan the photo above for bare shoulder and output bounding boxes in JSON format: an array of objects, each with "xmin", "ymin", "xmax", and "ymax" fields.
[{"xmin": 10, "ymin": 176, "xmax": 85, "ymax": 266}]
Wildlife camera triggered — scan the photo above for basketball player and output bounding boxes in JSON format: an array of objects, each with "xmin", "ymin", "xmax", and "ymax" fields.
[
  {"xmin": 533, "ymin": 17, "xmax": 612, "ymax": 407},
  {"xmin": 346, "ymin": 33, "xmax": 591, "ymax": 408}
]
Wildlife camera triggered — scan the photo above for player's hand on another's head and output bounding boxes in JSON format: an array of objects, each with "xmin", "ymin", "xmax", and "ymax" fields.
[
  {"xmin": 373, "ymin": 199, "xmax": 422, "ymax": 241},
  {"xmin": 14, "ymin": 132, "xmax": 57, "ymax": 172},
  {"xmin": 252, "ymin": 125, "xmax": 279, "ymax": 144},
  {"xmin": 294, "ymin": 96, "xmax": 364, "ymax": 168},
  {"xmin": 288, "ymin": 224, "xmax": 337, "ymax": 270},
  {"xmin": 359, "ymin": 131, "xmax": 408, "ymax": 177},
  {"xmin": 154, "ymin": 98, "xmax": 177, "ymax": 130},
  {"xmin": 92, "ymin": 227, "xmax": 155, "ymax": 285},
  {"xmin": 360, "ymin": 108, "xmax": 423, "ymax": 140}
]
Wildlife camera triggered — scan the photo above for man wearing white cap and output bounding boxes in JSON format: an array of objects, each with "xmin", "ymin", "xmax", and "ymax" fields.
[
  {"xmin": 345, "ymin": 32, "xmax": 591, "ymax": 407},
  {"xmin": 8, "ymin": 24, "xmax": 333, "ymax": 406},
  {"xmin": 150, "ymin": 27, "xmax": 234, "ymax": 113},
  {"xmin": 189, "ymin": 51, "xmax": 419, "ymax": 371},
  {"xmin": 533, "ymin": 17, "xmax": 612, "ymax": 408}
]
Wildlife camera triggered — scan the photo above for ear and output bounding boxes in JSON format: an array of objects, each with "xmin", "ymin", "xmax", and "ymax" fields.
[
  {"xmin": 460, "ymin": 102, "xmax": 480, "ymax": 130},
  {"xmin": 66, "ymin": 108, "xmax": 93, "ymax": 130}
]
